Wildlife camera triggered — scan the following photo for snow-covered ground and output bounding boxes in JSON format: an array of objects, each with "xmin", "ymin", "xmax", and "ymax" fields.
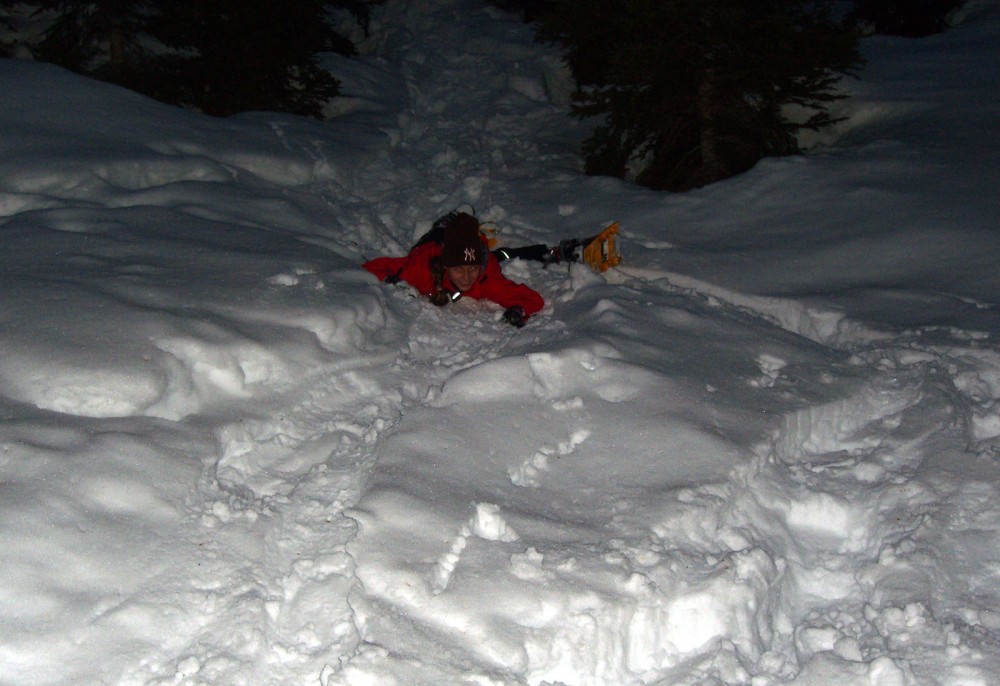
[{"xmin": 2, "ymin": 0, "xmax": 1000, "ymax": 684}]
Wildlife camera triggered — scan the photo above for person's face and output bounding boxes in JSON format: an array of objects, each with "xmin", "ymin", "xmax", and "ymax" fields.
[{"xmin": 446, "ymin": 264, "xmax": 483, "ymax": 292}]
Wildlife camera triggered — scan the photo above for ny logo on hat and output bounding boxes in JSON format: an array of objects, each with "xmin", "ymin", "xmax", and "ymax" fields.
[{"xmin": 464, "ymin": 248, "xmax": 477, "ymax": 262}]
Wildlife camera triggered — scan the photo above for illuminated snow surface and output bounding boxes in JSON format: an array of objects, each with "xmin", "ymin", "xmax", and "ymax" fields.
[{"xmin": 2, "ymin": 1, "xmax": 1000, "ymax": 684}]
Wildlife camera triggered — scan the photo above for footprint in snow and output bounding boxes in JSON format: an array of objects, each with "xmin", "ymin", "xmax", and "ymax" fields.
[
  {"xmin": 749, "ymin": 352, "xmax": 787, "ymax": 388},
  {"xmin": 509, "ymin": 428, "xmax": 591, "ymax": 487}
]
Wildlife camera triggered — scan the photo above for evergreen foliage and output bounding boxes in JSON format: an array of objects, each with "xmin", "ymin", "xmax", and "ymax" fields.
[
  {"xmin": 0, "ymin": 26, "xmax": 11, "ymax": 57},
  {"xmin": 485, "ymin": 0, "xmax": 555, "ymax": 22},
  {"xmin": 26, "ymin": 1, "xmax": 164, "ymax": 91},
  {"xmin": 0, "ymin": 1, "xmax": 370, "ymax": 118},
  {"xmin": 0, "ymin": 1, "xmax": 24, "ymax": 56},
  {"xmin": 846, "ymin": 0, "xmax": 964, "ymax": 37},
  {"xmin": 150, "ymin": 0, "xmax": 356, "ymax": 117},
  {"xmin": 535, "ymin": 0, "xmax": 864, "ymax": 191}
]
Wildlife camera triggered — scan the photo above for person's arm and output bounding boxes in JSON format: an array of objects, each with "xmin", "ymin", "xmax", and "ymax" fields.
[
  {"xmin": 363, "ymin": 243, "xmax": 439, "ymax": 297},
  {"xmin": 363, "ymin": 256, "xmax": 406, "ymax": 282},
  {"xmin": 479, "ymin": 260, "xmax": 544, "ymax": 322}
]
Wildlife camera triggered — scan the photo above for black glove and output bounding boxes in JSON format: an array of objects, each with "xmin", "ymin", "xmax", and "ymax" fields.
[{"xmin": 502, "ymin": 306, "xmax": 526, "ymax": 328}]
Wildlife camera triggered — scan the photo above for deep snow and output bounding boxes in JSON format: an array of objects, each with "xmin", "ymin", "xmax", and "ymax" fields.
[{"xmin": 2, "ymin": 0, "xmax": 999, "ymax": 684}]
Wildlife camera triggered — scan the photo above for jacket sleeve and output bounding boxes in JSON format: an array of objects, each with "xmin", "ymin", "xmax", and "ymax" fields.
[
  {"xmin": 363, "ymin": 256, "xmax": 407, "ymax": 281},
  {"xmin": 479, "ymin": 260, "xmax": 545, "ymax": 318},
  {"xmin": 363, "ymin": 243, "xmax": 439, "ymax": 296}
]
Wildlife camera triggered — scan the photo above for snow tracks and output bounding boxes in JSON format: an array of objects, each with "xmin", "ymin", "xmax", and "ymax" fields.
[
  {"xmin": 339, "ymin": 268, "xmax": 1000, "ymax": 685},
  {"xmin": 656, "ymin": 272, "xmax": 1000, "ymax": 685},
  {"xmin": 757, "ymin": 335, "xmax": 1000, "ymax": 685}
]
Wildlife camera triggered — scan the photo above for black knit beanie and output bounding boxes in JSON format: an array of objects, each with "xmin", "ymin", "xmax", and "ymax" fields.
[{"xmin": 441, "ymin": 213, "xmax": 484, "ymax": 267}]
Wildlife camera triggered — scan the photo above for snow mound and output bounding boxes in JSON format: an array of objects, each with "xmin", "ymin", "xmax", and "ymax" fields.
[{"xmin": 347, "ymin": 347, "xmax": 762, "ymax": 684}]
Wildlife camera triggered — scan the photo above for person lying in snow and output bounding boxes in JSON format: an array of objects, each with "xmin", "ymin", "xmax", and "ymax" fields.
[{"xmin": 363, "ymin": 211, "xmax": 560, "ymax": 328}]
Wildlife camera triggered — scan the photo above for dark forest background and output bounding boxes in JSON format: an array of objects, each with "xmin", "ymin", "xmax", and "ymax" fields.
[
  {"xmin": 0, "ymin": 0, "xmax": 964, "ymax": 191},
  {"xmin": 0, "ymin": 0, "xmax": 376, "ymax": 117}
]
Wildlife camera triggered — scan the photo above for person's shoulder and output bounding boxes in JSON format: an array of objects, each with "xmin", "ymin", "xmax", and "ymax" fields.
[
  {"xmin": 409, "ymin": 240, "xmax": 442, "ymax": 258},
  {"xmin": 481, "ymin": 256, "xmax": 520, "ymax": 288},
  {"xmin": 484, "ymin": 252, "xmax": 505, "ymax": 272}
]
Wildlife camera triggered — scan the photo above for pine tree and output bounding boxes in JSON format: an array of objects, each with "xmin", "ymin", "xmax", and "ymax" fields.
[
  {"xmin": 537, "ymin": 0, "xmax": 864, "ymax": 191},
  {"xmin": 0, "ymin": 3, "xmax": 15, "ymax": 56},
  {"xmin": 846, "ymin": 0, "xmax": 964, "ymax": 37},
  {"xmin": 3, "ymin": 1, "xmax": 371, "ymax": 119},
  {"xmin": 0, "ymin": 2, "xmax": 13, "ymax": 30},
  {"xmin": 485, "ymin": 0, "xmax": 555, "ymax": 22},
  {"xmin": 151, "ymin": 0, "xmax": 358, "ymax": 118},
  {"xmin": 27, "ymin": 0, "xmax": 159, "ymax": 89}
]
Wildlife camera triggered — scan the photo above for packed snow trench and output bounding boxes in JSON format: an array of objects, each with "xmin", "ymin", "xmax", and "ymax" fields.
[{"xmin": 2, "ymin": 0, "xmax": 1000, "ymax": 685}]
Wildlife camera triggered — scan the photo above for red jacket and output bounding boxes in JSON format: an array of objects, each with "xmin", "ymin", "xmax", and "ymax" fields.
[{"xmin": 363, "ymin": 241, "xmax": 544, "ymax": 318}]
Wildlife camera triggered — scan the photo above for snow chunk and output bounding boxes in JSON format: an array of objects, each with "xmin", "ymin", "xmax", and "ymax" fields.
[
  {"xmin": 4, "ymin": 361, "xmax": 165, "ymax": 418},
  {"xmin": 471, "ymin": 502, "xmax": 519, "ymax": 542}
]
